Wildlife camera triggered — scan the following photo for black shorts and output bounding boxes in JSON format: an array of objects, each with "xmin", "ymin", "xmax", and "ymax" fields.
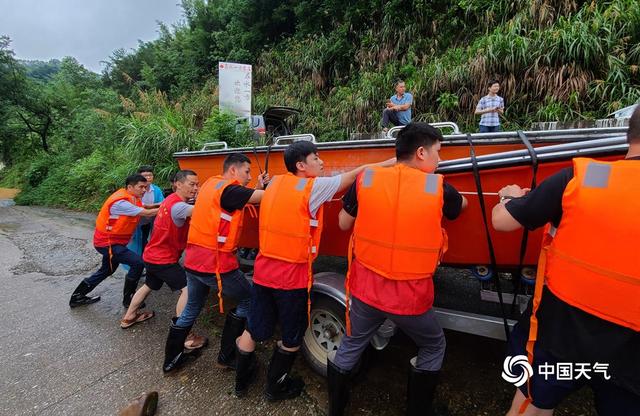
[
  {"xmin": 508, "ymin": 322, "xmax": 640, "ymax": 414},
  {"xmin": 144, "ymin": 262, "xmax": 187, "ymax": 291},
  {"xmin": 247, "ymin": 283, "xmax": 308, "ymax": 348}
]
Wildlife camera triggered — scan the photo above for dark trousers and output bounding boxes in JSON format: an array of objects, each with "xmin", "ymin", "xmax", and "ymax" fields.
[
  {"xmin": 83, "ymin": 245, "xmax": 144, "ymax": 287},
  {"xmin": 479, "ymin": 125, "xmax": 500, "ymax": 133},
  {"xmin": 333, "ymin": 296, "xmax": 446, "ymax": 372},
  {"xmin": 381, "ymin": 108, "xmax": 401, "ymax": 128},
  {"xmin": 140, "ymin": 223, "xmax": 151, "ymax": 252}
]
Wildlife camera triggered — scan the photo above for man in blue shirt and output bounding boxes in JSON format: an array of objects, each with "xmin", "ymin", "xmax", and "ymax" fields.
[{"xmin": 381, "ymin": 80, "xmax": 413, "ymax": 132}]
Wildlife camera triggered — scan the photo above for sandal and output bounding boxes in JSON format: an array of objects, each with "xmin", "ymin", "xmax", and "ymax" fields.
[
  {"xmin": 184, "ymin": 331, "xmax": 209, "ymax": 350},
  {"xmin": 120, "ymin": 310, "xmax": 155, "ymax": 329}
]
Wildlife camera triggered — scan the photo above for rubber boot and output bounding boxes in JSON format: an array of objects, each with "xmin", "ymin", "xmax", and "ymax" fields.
[
  {"xmin": 163, "ymin": 324, "xmax": 198, "ymax": 373},
  {"xmin": 123, "ymin": 277, "xmax": 141, "ymax": 308},
  {"xmin": 171, "ymin": 317, "xmax": 208, "ymax": 351},
  {"xmin": 217, "ymin": 308, "xmax": 246, "ymax": 369},
  {"xmin": 234, "ymin": 347, "xmax": 258, "ymax": 397},
  {"xmin": 327, "ymin": 359, "xmax": 351, "ymax": 416},
  {"xmin": 69, "ymin": 281, "xmax": 100, "ymax": 308},
  {"xmin": 264, "ymin": 346, "xmax": 305, "ymax": 402},
  {"xmin": 118, "ymin": 391, "xmax": 158, "ymax": 416},
  {"xmin": 407, "ymin": 357, "xmax": 443, "ymax": 416}
]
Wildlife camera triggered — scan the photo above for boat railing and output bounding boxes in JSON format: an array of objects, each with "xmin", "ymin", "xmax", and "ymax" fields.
[
  {"xmin": 273, "ymin": 133, "xmax": 317, "ymax": 146},
  {"xmin": 437, "ymin": 135, "xmax": 629, "ymax": 173},
  {"xmin": 175, "ymin": 126, "xmax": 630, "ymax": 157},
  {"xmin": 200, "ymin": 141, "xmax": 229, "ymax": 151},
  {"xmin": 387, "ymin": 121, "xmax": 462, "ymax": 139}
]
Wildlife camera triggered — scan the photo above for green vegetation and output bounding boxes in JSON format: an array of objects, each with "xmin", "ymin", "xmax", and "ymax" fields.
[{"xmin": 1, "ymin": 0, "xmax": 639, "ymax": 210}]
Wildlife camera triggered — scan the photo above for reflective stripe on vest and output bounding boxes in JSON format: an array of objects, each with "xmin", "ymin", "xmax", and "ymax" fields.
[
  {"xmin": 542, "ymin": 157, "xmax": 640, "ymax": 331},
  {"xmin": 258, "ymin": 173, "xmax": 324, "ymax": 263},
  {"xmin": 187, "ymin": 176, "xmax": 244, "ymax": 253},
  {"xmin": 353, "ymin": 165, "xmax": 446, "ymax": 280}
]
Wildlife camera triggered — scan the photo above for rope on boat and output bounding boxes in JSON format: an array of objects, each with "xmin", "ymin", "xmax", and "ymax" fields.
[
  {"xmin": 511, "ymin": 131, "xmax": 539, "ymax": 315},
  {"xmin": 465, "ymin": 133, "xmax": 511, "ymax": 340}
]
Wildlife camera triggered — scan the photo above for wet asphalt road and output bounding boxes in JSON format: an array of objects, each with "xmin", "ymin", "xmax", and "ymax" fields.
[{"xmin": 0, "ymin": 203, "xmax": 596, "ymax": 415}]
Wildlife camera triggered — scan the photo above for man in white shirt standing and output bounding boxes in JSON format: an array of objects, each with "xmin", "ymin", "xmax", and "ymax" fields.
[{"xmin": 475, "ymin": 79, "xmax": 505, "ymax": 133}]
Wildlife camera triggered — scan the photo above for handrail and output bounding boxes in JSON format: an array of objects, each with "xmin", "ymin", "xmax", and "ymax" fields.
[
  {"xmin": 386, "ymin": 121, "xmax": 461, "ymax": 139},
  {"xmin": 273, "ymin": 134, "xmax": 317, "ymax": 145},
  {"xmin": 201, "ymin": 141, "xmax": 228, "ymax": 151}
]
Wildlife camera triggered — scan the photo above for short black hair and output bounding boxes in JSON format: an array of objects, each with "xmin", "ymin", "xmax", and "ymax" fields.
[
  {"xmin": 395, "ymin": 122, "xmax": 442, "ymax": 161},
  {"xmin": 137, "ymin": 165, "xmax": 154, "ymax": 174},
  {"xmin": 395, "ymin": 79, "xmax": 405, "ymax": 87},
  {"xmin": 223, "ymin": 153, "xmax": 251, "ymax": 172},
  {"xmin": 174, "ymin": 169, "xmax": 197, "ymax": 183},
  {"xmin": 488, "ymin": 79, "xmax": 499, "ymax": 88},
  {"xmin": 627, "ymin": 105, "xmax": 640, "ymax": 144},
  {"xmin": 284, "ymin": 141, "xmax": 318, "ymax": 173},
  {"xmin": 125, "ymin": 174, "xmax": 147, "ymax": 187}
]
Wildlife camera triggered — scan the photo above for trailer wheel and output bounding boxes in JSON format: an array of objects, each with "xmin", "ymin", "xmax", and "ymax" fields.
[
  {"xmin": 471, "ymin": 265, "xmax": 493, "ymax": 281},
  {"xmin": 302, "ymin": 296, "xmax": 346, "ymax": 377},
  {"xmin": 520, "ymin": 267, "xmax": 536, "ymax": 285}
]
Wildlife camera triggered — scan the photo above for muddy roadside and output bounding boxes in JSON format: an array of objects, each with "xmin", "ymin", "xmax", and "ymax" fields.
[{"xmin": 0, "ymin": 203, "xmax": 595, "ymax": 415}]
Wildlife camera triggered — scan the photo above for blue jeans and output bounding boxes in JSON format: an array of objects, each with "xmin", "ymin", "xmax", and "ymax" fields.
[
  {"xmin": 176, "ymin": 269, "xmax": 252, "ymax": 328},
  {"xmin": 84, "ymin": 245, "xmax": 144, "ymax": 287},
  {"xmin": 479, "ymin": 125, "xmax": 500, "ymax": 133}
]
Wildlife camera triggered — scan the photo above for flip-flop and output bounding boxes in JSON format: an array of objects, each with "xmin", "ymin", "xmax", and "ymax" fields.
[{"xmin": 120, "ymin": 310, "xmax": 155, "ymax": 329}]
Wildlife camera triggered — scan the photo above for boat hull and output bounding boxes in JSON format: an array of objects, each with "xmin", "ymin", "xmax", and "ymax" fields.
[{"xmin": 175, "ymin": 132, "xmax": 626, "ymax": 269}]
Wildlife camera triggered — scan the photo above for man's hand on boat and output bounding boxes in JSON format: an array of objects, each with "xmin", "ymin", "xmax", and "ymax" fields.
[
  {"xmin": 492, "ymin": 185, "xmax": 530, "ymax": 232},
  {"xmin": 256, "ymin": 172, "xmax": 271, "ymax": 190},
  {"xmin": 497, "ymin": 184, "xmax": 529, "ymax": 200}
]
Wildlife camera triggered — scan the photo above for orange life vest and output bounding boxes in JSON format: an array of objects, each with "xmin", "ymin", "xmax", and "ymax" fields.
[
  {"xmin": 353, "ymin": 164, "xmax": 447, "ymax": 280},
  {"xmin": 94, "ymin": 188, "xmax": 142, "ymax": 242},
  {"xmin": 520, "ymin": 157, "xmax": 640, "ymax": 414},
  {"xmin": 186, "ymin": 175, "xmax": 246, "ymax": 313},
  {"xmin": 258, "ymin": 173, "xmax": 324, "ymax": 323},
  {"xmin": 259, "ymin": 173, "xmax": 324, "ymax": 263}
]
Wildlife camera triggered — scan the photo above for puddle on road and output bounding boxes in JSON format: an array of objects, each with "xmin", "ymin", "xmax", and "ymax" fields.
[
  {"xmin": 0, "ymin": 221, "xmax": 18, "ymax": 235},
  {"xmin": 0, "ymin": 199, "xmax": 16, "ymax": 208}
]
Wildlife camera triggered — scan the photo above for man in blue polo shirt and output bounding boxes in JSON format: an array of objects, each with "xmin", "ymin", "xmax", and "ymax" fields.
[{"xmin": 381, "ymin": 80, "xmax": 413, "ymax": 132}]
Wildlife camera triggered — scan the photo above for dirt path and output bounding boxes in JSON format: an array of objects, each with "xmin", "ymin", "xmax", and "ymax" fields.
[
  {"xmin": 0, "ymin": 187, "xmax": 19, "ymax": 199},
  {"xmin": 0, "ymin": 203, "xmax": 596, "ymax": 415}
]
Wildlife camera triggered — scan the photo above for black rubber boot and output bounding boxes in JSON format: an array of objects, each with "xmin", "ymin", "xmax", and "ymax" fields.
[
  {"xmin": 123, "ymin": 277, "xmax": 140, "ymax": 308},
  {"xmin": 407, "ymin": 357, "xmax": 443, "ymax": 416},
  {"xmin": 217, "ymin": 309, "xmax": 246, "ymax": 369},
  {"xmin": 234, "ymin": 347, "xmax": 258, "ymax": 397},
  {"xmin": 163, "ymin": 324, "xmax": 197, "ymax": 373},
  {"xmin": 327, "ymin": 359, "xmax": 351, "ymax": 416},
  {"xmin": 265, "ymin": 346, "xmax": 305, "ymax": 402},
  {"xmin": 69, "ymin": 281, "xmax": 100, "ymax": 308}
]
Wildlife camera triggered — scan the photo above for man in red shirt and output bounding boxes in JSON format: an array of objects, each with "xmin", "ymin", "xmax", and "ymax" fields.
[
  {"xmin": 119, "ymin": 170, "xmax": 199, "ymax": 330},
  {"xmin": 69, "ymin": 174, "xmax": 158, "ymax": 308},
  {"xmin": 234, "ymin": 141, "xmax": 393, "ymax": 401},
  {"xmin": 328, "ymin": 123, "xmax": 467, "ymax": 416}
]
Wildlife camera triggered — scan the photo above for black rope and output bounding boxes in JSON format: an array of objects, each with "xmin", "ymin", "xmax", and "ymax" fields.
[
  {"xmin": 264, "ymin": 143, "xmax": 272, "ymax": 174},
  {"xmin": 466, "ymin": 133, "xmax": 510, "ymax": 340},
  {"xmin": 510, "ymin": 131, "xmax": 539, "ymax": 315},
  {"xmin": 251, "ymin": 143, "xmax": 263, "ymax": 174}
]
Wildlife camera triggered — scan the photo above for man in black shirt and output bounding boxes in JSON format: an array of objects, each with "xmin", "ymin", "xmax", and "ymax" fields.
[{"xmin": 492, "ymin": 106, "xmax": 640, "ymax": 415}]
